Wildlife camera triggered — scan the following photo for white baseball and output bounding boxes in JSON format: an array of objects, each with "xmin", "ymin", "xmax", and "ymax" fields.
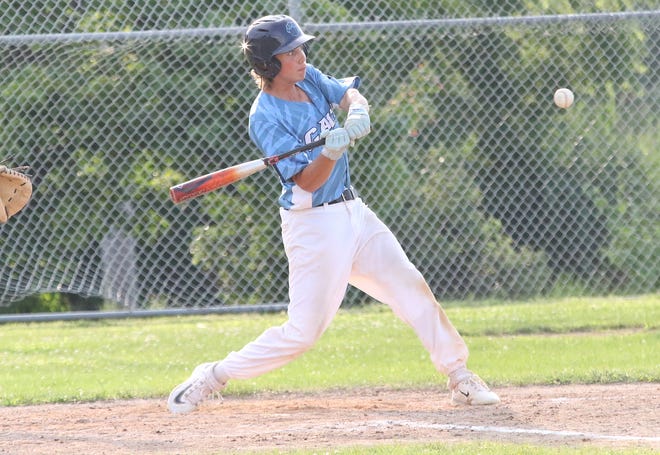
[{"xmin": 554, "ymin": 88, "xmax": 574, "ymax": 109}]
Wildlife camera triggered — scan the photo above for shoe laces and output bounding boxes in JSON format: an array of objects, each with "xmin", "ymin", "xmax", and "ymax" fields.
[
  {"xmin": 182, "ymin": 367, "xmax": 223, "ymax": 405},
  {"xmin": 458, "ymin": 375, "xmax": 489, "ymax": 392}
]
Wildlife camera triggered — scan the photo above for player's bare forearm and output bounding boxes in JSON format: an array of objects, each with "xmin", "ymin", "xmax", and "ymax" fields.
[
  {"xmin": 340, "ymin": 88, "xmax": 369, "ymax": 112},
  {"xmin": 292, "ymin": 155, "xmax": 335, "ymax": 192}
]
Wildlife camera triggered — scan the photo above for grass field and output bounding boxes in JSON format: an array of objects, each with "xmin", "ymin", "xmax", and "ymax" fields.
[
  {"xmin": 0, "ymin": 294, "xmax": 658, "ymax": 454},
  {"xmin": 252, "ymin": 443, "xmax": 658, "ymax": 455}
]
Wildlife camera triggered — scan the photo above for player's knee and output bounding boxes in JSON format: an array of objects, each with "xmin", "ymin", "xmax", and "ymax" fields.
[
  {"xmin": 284, "ymin": 321, "xmax": 324, "ymax": 351},
  {"xmin": 294, "ymin": 327, "xmax": 323, "ymax": 350}
]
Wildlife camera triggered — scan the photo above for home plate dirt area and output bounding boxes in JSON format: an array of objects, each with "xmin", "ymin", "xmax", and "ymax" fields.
[{"xmin": 1, "ymin": 383, "xmax": 658, "ymax": 454}]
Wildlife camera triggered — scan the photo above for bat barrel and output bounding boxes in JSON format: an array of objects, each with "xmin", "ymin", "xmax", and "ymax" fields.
[
  {"xmin": 169, "ymin": 186, "xmax": 196, "ymax": 204},
  {"xmin": 169, "ymin": 138, "xmax": 325, "ymax": 204},
  {"xmin": 169, "ymin": 159, "xmax": 267, "ymax": 204}
]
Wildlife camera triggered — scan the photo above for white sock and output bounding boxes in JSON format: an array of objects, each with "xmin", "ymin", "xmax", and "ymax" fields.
[
  {"xmin": 212, "ymin": 362, "xmax": 230, "ymax": 385},
  {"xmin": 448, "ymin": 366, "xmax": 472, "ymax": 387}
]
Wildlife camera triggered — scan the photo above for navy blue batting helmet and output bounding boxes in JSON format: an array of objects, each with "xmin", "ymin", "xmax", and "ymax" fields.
[{"xmin": 243, "ymin": 15, "xmax": 315, "ymax": 79}]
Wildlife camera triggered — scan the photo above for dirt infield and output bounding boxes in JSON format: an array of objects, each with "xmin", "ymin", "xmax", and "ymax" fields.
[{"xmin": 1, "ymin": 383, "xmax": 658, "ymax": 454}]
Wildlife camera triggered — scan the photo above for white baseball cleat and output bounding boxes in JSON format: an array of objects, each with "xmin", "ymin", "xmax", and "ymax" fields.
[
  {"xmin": 449, "ymin": 374, "xmax": 500, "ymax": 406},
  {"xmin": 168, "ymin": 362, "xmax": 225, "ymax": 414}
]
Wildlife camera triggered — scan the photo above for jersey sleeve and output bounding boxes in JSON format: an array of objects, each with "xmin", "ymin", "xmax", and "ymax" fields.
[
  {"xmin": 307, "ymin": 64, "xmax": 361, "ymax": 107},
  {"xmin": 248, "ymin": 97, "xmax": 314, "ymax": 183}
]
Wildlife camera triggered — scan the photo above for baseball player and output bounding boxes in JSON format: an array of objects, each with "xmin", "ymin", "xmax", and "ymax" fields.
[{"xmin": 168, "ymin": 14, "xmax": 499, "ymax": 413}]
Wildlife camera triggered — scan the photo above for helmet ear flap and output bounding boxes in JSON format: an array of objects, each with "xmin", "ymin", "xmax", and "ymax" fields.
[
  {"xmin": 253, "ymin": 57, "xmax": 281, "ymax": 79},
  {"xmin": 265, "ymin": 57, "xmax": 281, "ymax": 79}
]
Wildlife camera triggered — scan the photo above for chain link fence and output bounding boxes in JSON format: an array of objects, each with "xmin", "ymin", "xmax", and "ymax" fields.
[{"xmin": 1, "ymin": 2, "xmax": 658, "ymax": 314}]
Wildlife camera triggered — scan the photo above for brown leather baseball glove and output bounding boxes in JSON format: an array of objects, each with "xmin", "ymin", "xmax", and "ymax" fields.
[{"xmin": 0, "ymin": 164, "xmax": 32, "ymax": 223}]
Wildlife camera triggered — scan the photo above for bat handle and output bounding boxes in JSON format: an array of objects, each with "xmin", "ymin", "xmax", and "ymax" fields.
[{"xmin": 264, "ymin": 138, "xmax": 326, "ymax": 166}]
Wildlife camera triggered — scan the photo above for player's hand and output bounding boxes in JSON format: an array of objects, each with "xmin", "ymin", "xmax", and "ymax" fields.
[
  {"xmin": 344, "ymin": 104, "xmax": 370, "ymax": 141},
  {"xmin": 320, "ymin": 128, "xmax": 350, "ymax": 160}
]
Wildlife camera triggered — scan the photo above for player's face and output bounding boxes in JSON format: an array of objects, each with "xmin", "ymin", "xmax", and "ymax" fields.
[{"xmin": 275, "ymin": 46, "xmax": 307, "ymax": 83}]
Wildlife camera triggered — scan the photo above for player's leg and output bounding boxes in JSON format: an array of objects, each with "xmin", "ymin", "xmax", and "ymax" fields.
[
  {"xmin": 348, "ymin": 203, "xmax": 499, "ymax": 405},
  {"xmin": 349, "ymin": 223, "xmax": 469, "ymax": 375},
  {"xmin": 168, "ymin": 205, "xmax": 354, "ymax": 413},
  {"xmin": 217, "ymin": 231, "xmax": 351, "ymax": 380},
  {"xmin": 214, "ymin": 205, "xmax": 354, "ymax": 376}
]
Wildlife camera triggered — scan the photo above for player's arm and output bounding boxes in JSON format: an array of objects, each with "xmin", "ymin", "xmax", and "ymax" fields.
[
  {"xmin": 293, "ymin": 128, "xmax": 350, "ymax": 192},
  {"xmin": 340, "ymin": 88, "xmax": 371, "ymax": 141},
  {"xmin": 293, "ymin": 88, "xmax": 368, "ymax": 192},
  {"xmin": 292, "ymin": 154, "xmax": 335, "ymax": 192},
  {"xmin": 339, "ymin": 88, "xmax": 369, "ymax": 112}
]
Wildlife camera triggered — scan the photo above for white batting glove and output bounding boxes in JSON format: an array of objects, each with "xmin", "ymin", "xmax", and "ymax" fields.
[
  {"xmin": 344, "ymin": 104, "xmax": 371, "ymax": 141},
  {"xmin": 320, "ymin": 128, "xmax": 350, "ymax": 161}
]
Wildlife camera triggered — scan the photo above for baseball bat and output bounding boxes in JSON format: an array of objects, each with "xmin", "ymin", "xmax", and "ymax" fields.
[{"xmin": 169, "ymin": 138, "xmax": 325, "ymax": 204}]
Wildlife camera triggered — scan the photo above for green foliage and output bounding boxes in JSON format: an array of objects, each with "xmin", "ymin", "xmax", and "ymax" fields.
[
  {"xmin": 1, "ymin": 2, "xmax": 657, "ymax": 309},
  {"xmin": 366, "ymin": 8, "xmax": 658, "ymax": 298},
  {"xmin": 190, "ymin": 176, "xmax": 289, "ymax": 304},
  {"xmin": 1, "ymin": 0, "xmax": 295, "ymax": 34},
  {"xmin": 0, "ymin": 292, "xmax": 103, "ymax": 314}
]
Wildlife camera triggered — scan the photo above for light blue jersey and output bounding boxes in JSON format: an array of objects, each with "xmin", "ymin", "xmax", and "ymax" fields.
[{"xmin": 249, "ymin": 64, "xmax": 359, "ymax": 210}]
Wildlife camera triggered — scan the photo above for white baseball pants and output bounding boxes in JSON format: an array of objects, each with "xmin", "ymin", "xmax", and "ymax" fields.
[{"xmin": 218, "ymin": 198, "xmax": 469, "ymax": 380}]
